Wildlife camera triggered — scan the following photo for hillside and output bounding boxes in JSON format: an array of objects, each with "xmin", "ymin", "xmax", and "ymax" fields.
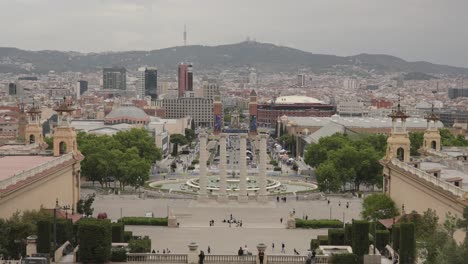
[{"xmin": 0, "ymin": 41, "xmax": 467, "ymax": 75}]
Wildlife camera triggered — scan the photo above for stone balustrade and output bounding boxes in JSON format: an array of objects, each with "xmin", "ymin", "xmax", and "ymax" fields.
[
  {"xmin": 0, "ymin": 152, "xmax": 74, "ymax": 190},
  {"xmin": 127, "ymin": 253, "xmax": 329, "ymax": 264},
  {"xmin": 127, "ymin": 253, "xmax": 188, "ymax": 263},
  {"xmin": 391, "ymin": 158, "xmax": 465, "ymax": 197}
]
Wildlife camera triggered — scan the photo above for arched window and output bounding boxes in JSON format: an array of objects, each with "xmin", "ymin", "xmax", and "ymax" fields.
[
  {"xmin": 431, "ymin": 141, "xmax": 437, "ymax": 150},
  {"xmin": 29, "ymin": 134, "xmax": 35, "ymax": 144},
  {"xmin": 59, "ymin": 142, "xmax": 67, "ymax": 154},
  {"xmin": 397, "ymin": 147, "xmax": 405, "ymax": 161}
]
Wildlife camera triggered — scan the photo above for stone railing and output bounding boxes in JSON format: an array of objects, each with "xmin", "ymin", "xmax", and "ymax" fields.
[
  {"xmin": 268, "ymin": 255, "xmax": 328, "ymax": 264},
  {"xmin": 127, "ymin": 253, "xmax": 188, "ymax": 263},
  {"xmin": 0, "ymin": 152, "xmax": 74, "ymax": 190},
  {"xmin": 205, "ymin": 255, "xmax": 256, "ymax": 263},
  {"xmin": 391, "ymin": 159, "xmax": 465, "ymax": 198}
]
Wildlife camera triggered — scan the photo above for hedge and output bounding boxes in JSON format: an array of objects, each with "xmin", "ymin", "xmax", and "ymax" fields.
[
  {"xmin": 392, "ymin": 224, "xmax": 400, "ymax": 252},
  {"xmin": 187, "ymin": 165, "xmax": 195, "ymax": 170},
  {"xmin": 118, "ymin": 217, "xmax": 168, "ymax": 226},
  {"xmin": 191, "ymin": 160, "xmax": 199, "ymax": 165},
  {"xmin": 330, "ymin": 253, "xmax": 359, "ymax": 264},
  {"xmin": 112, "ymin": 223, "xmax": 125, "ymax": 243},
  {"xmin": 129, "ymin": 238, "xmax": 151, "ymax": 253},
  {"xmin": 351, "ymin": 220, "xmax": 369, "ymax": 261},
  {"xmin": 111, "ymin": 248, "xmax": 127, "ymax": 262},
  {"xmin": 37, "ymin": 220, "xmax": 51, "ymax": 254},
  {"xmin": 295, "ymin": 219, "xmax": 344, "ymax": 229},
  {"xmin": 328, "ymin": 228, "xmax": 345, "ymax": 245},
  {"xmin": 56, "ymin": 219, "xmax": 74, "ymax": 246},
  {"xmin": 273, "ymin": 166, "xmax": 282, "ymax": 171},
  {"xmin": 318, "ymin": 235, "xmax": 328, "ymax": 245},
  {"xmin": 78, "ymin": 218, "xmax": 112, "ymax": 263},
  {"xmin": 399, "ymin": 223, "xmax": 415, "ymax": 264},
  {"xmin": 344, "ymin": 223, "xmax": 352, "ymax": 245},
  {"xmin": 124, "ymin": 231, "xmax": 133, "ymax": 243},
  {"xmin": 376, "ymin": 230, "xmax": 390, "ymax": 252},
  {"xmin": 310, "ymin": 239, "xmax": 319, "ymax": 250}
]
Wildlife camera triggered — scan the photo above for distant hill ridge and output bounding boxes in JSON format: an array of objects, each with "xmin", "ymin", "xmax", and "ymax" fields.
[{"xmin": 0, "ymin": 41, "xmax": 467, "ymax": 75}]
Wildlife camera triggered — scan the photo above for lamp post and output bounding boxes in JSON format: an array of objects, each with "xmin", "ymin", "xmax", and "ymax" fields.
[{"xmin": 53, "ymin": 199, "xmax": 70, "ymax": 260}]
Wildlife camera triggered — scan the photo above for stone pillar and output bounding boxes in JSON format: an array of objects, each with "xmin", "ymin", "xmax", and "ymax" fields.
[
  {"xmin": 187, "ymin": 242, "xmax": 199, "ymax": 264},
  {"xmin": 238, "ymin": 134, "xmax": 248, "ymax": 203},
  {"xmin": 218, "ymin": 134, "xmax": 229, "ymax": 202},
  {"xmin": 198, "ymin": 132, "xmax": 208, "ymax": 201},
  {"xmin": 26, "ymin": 235, "xmax": 37, "ymax": 257},
  {"xmin": 257, "ymin": 134, "xmax": 268, "ymax": 203}
]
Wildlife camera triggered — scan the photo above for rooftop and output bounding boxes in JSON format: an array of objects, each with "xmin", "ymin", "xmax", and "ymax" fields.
[{"xmin": 273, "ymin": 95, "xmax": 324, "ymax": 105}]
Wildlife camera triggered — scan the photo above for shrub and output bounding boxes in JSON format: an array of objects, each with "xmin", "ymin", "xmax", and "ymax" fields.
[
  {"xmin": 187, "ymin": 165, "xmax": 195, "ymax": 170},
  {"xmin": 392, "ymin": 224, "xmax": 400, "ymax": 252},
  {"xmin": 310, "ymin": 239, "xmax": 319, "ymax": 250},
  {"xmin": 351, "ymin": 220, "xmax": 369, "ymax": 261},
  {"xmin": 124, "ymin": 231, "xmax": 133, "ymax": 243},
  {"xmin": 129, "ymin": 238, "xmax": 151, "ymax": 253},
  {"xmin": 270, "ymin": 160, "xmax": 278, "ymax": 166},
  {"xmin": 273, "ymin": 166, "xmax": 282, "ymax": 171},
  {"xmin": 328, "ymin": 228, "xmax": 345, "ymax": 245},
  {"xmin": 318, "ymin": 235, "xmax": 328, "ymax": 245},
  {"xmin": 295, "ymin": 219, "xmax": 344, "ymax": 229},
  {"xmin": 37, "ymin": 220, "xmax": 51, "ymax": 254},
  {"xmin": 191, "ymin": 160, "xmax": 199, "ymax": 165},
  {"xmin": 330, "ymin": 253, "xmax": 358, "ymax": 264},
  {"xmin": 56, "ymin": 219, "xmax": 74, "ymax": 246},
  {"xmin": 376, "ymin": 230, "xmax": 390, "ymax": 252},
  {"xmin": 118, "ymin": 217, "xmax": 168, "ymax": 226},
  {"xmin": 399, "ymin": 223, "xmax": 415, "ymax": 263},
  {"xmin": 112, "ymin": 223, "xmax": 125, "ymax": 243},
  {"xmin": 78, "ymin": 218, "xmax": 112, "ymax": 263},
  {"xmin": 344, "ymin": 223, "xmax": 352, "ymax": 245},
  {"xmin": 111, "ymin": 248, "xmax": 127, "ymax": 262}
]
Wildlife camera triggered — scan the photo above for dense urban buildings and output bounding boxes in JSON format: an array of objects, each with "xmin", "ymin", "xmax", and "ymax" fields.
[
  {"xmin": 103, "ymin": 67, "xmax": 127, "ymax": 90},
  {"xmin": 448, "ymin": 87, "xmax": 468, "ymax": 99}
]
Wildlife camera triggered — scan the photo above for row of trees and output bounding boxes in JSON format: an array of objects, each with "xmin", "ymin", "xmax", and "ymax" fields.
[
  {"xmin": 304, "ymin": 133, "xmax": 387, "ymax": 191},
  {"xmin": 78, "ymin": 128, "xmax": 162, "ymax": 189}
]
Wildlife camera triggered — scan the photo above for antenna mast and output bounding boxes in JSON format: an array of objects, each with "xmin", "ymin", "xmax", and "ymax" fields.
[{"xmin": 184, "ymin": 24, "xmax": 187, "ymax": 46}]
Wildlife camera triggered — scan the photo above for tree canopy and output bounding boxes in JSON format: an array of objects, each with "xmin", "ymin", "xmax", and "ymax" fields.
[
  {"xmin": 439, "ymin": 128, "xmax": 468, "ymax": 146},
  {"xmin": 361, "ymin": 194, "xmax": 399, "ymax": 220},
  {"xmin": 78, "ymin": 128, "xmax": 161, "ymax": 189}
]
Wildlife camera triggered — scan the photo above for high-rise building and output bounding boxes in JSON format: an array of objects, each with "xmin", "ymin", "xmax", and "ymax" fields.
[
  {"xmin": 137, "ymin": 67, "xmax": 158, "ymax": 99},
  {"xmin": 178, "ymin": 63, "xmax": 193, "ymax": 97},
  {"xmin": 448, "ymin": 88, "xmax": 468, "ymax": 99},
  {"xmin": 76, "ymin": 80, "xmax": 88, "ymax": 100},
  {"xmin": 8, "ymin": 83, "xmax": 16, "ymax": 95},
  {"xmin": 202, "ymin": 79, "xmax": 219, "ymax": 100},
  {"xmin": 297, "ymin": 74, "xmax": 306, "ymax": 87},
  {"xmin": 103, "ymin": 67, "xmax": 126, "ymax": 90}
]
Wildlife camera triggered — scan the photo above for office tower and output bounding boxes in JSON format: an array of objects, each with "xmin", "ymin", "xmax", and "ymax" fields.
[
  {"xmin": 76, "ymin": 80, "xmax": 88, "ymax": 100},
  {"xmin": 202, "ymin": 79, "xmax": 219, "ymax": 100},
  {"xmin": 137, "ymin": 67, "xmax": 158, "ymax": 99},
  {"xmin": 448, "ymin": 88, "xmax": 468, "ymax": 99},
  {"xmin": 103, "ymin": 67, "xmax": 126, "ymax": 90},
  {"xmin": 297, "ymin": 74, "xmax": 306, "ymax": 87},
  {"xmin": 178, "ymin": 63, "xmax": 193, "ymax": 97},
  {"xmin": 8, "ymin": 83, "xmax": 16, "ymax": 95}
]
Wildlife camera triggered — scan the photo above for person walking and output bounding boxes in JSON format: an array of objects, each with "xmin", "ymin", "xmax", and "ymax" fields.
[
  {"xmin": 305, "ymin": 215, "xmax": 308, "ymax": 220},
  {"xmin": 280, "ymin": 217, "xmax": 283, "ymax": 224},
  {"xmin": 238, "ymin": 247, "xmax": 244, "ymax": 256},
  {"xmin": 207, "ymin": 246, "xmax": 211, "ymax": 254},
  {"xmin": 198, "ymin": 251, "xmax": 205, "ymax": 264},
  {"xmin": 281, "ymin": 243, "xmax": 285, "ymax": 253},
  {"xmin": 346, "ymin": 202, "xmax": 349, "ymax": 209},
  {"xmin": 258, "ymin": 250, "xmax": 265, "ymax": 264},
  {"xmin": 272, "ymin": 242, "xmax": 275, "ymax": 252}
]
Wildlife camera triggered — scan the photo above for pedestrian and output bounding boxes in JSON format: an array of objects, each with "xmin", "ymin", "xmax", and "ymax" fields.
[
  {"xmin": 272, "ymin": 242, "xmax": 275, "ymax": 251},
  {"xmin": 243, "ymin": 245, "xmax": 249, "ymax": 255},
  {"xmin": 207, "ymin": 246, "xmax": 211, "ymax": 254},
  {"xmin": 163, "ymin": 249, "xmax": 166, "ymax": 254},
  {"xmin": 284, "ymin": 197, "xmax": 287, "ymax": 202},
  {"xmin": 339, "ymin": 201, "xmax": 341, "ymax": 206},
  {"xmin": 277, "ymin": 196, "xmax": 279, "ymax": 202},
  {"xmin": 198, "ymin": 250, "xmax": 205, "ymax": 264},
  {"xmin": 305, "ymin": 215, "xmax": 308, "ymax": 220},
  {"xmin": 346, "ymin": 202, "xmax": 349, "ymax": 209},
  {"xmin": 238, "ymin": 247, "xmax": 244, "ymax": 256},
  {"xmin": 280, "ymin": 217, "xmax": 283, "ymax": 223},
  {"xmin": 230, "ymin": 214, "xmax": 233, "ymax": 220},
  {"xmin": 152, "ymin": 249, "xmax": 155, "ymax": 253},
  {"xmin": 327, "ymin": 199, "xmax": 330, "ymax": 205},
  {"xmin": 294, "ymin": 248, "xmax": 299, "ymax": 255},
  {"xmin": 293, "ymin": 208, "xmax": 295, "ymax": 214},
  {"xmin": 281, "ymin": 243, "xmax": 285, "ymax": 253},
  {"xmin": 258, "ymin": 250, "xmax": 265, "ymax": 264}
]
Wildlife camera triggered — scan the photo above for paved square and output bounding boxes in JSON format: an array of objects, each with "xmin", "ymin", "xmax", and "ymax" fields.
[{"xmin": 91, "ymin": 193, "xmax": 362, "ymax": 255}]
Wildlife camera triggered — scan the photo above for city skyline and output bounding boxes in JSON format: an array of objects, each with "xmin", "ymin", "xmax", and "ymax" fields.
[{"xmin": 1, "ymin": 0, "xmax": 468, "ymax": 67}]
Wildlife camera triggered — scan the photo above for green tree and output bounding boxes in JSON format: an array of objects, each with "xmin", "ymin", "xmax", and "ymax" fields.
[
  {"xmin": 113, "ymin": 128, "xmax": 162, "ymax": 163},
  {"xmin": 439, "ymin": 128, "xmax": 468, "ymax": 146},
  {"xmin": 361, "ymin": 194, "xmax": 399, "ymax": 220},
  {"xmin": 409, "ymin": 132, "xmax": 424, "ymax": 156},
  {"xmin": 184, "ymin": 128, "xmax": 195, "ymax": 142},
  {"xmin": 170, "ymin": 133, "xmax": 189, "ymax": 157},
  {"xmin": 315, "ymin": 161, "xmax": 341, "ymax": 192}
]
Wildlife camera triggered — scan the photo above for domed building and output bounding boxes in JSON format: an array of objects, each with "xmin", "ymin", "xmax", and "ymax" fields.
[
  {"xmin": 257, "ymin": 95, "xmax": 335, "ymax": 127},
  {"xmin": 105, "ymin": 103, "xmax": 150, "ymax": 125}
]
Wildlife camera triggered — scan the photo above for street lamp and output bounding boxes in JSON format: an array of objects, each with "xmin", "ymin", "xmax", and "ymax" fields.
[{"xmin": 53, "ymin": 199, "xmax": 70, "ymax": 259}]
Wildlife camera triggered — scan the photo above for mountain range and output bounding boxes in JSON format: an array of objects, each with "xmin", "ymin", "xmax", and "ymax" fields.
[{"xmin": 1, "ymin": 41, "xmax": 467, "ymax": 76}]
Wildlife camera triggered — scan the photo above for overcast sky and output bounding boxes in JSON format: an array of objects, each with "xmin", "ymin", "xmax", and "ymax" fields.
[{"xmin": 1, "ymin": 0, "xmax": 468, "ymax": 67}]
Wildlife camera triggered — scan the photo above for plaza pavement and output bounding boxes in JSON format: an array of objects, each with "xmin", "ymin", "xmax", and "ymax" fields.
[{"xmin": 90, "ymin": 192, "xmax": 362, "ymax": 255}]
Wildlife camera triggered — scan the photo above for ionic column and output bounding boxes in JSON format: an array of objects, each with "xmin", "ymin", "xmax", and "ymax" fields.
[
  {"xmin": 258, "ymin": 134, "xmax": 268, "ymax": 202},
  {"xmin": 218, "ymin": 134, "xmax": 228, "ymax": 202},
  {"xmin": 198, "ymin": 132, "xmax": 208, "ymax": 201},
  {"xmin": 238, "ymin": 134, "xmax": 248, "ymax": 202}
]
